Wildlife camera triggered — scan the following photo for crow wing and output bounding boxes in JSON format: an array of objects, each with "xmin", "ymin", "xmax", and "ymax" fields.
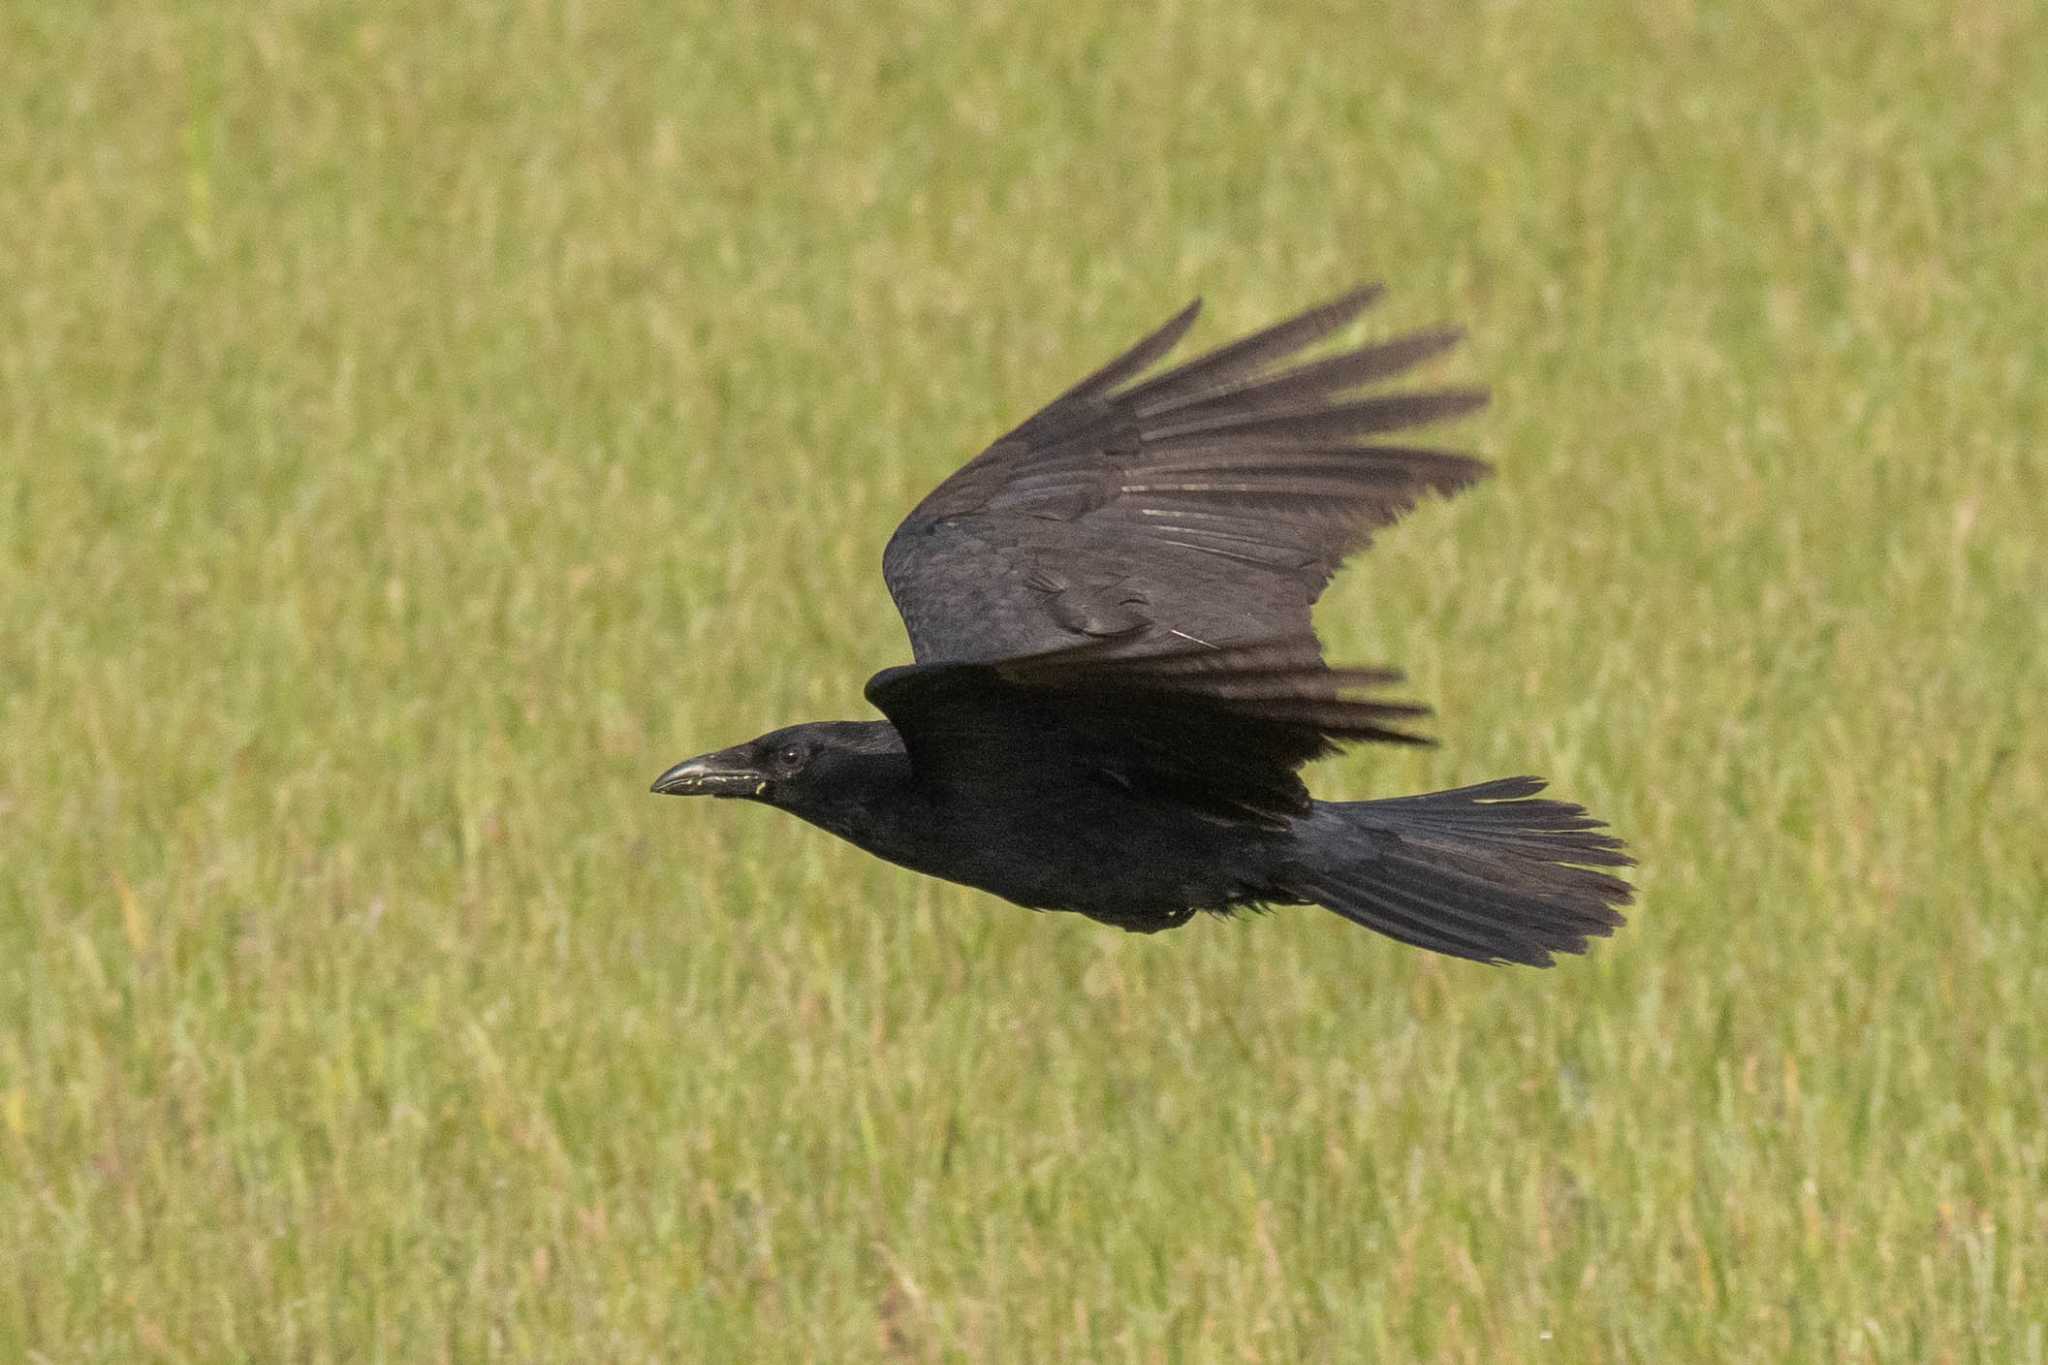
[
  {"xmin": 864, "ymin": 634, "xmax": 1431, "ymax": 830},
  {"xmin": 881, "ymin": 286, "xmax": 1490, "ymax": 664}
]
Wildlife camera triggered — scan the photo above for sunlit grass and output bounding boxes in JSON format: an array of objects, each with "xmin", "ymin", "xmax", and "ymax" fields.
[{"xmin": 2, "ymin": 1, "xmax": 2043, "ymax": 1359}]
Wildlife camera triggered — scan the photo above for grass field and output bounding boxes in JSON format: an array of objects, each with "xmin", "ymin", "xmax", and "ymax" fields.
[{"xmin": 3, "ymin": 1, "xmax": 2044, "ymax": 1359}]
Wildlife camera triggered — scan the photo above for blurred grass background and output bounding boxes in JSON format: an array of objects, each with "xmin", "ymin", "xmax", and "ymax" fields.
[{"xmin": 2, "ymin": 0, "xmax": 2044, "ymax": 1359}]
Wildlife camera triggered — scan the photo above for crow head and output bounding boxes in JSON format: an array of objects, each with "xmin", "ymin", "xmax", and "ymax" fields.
[{"xmin": 651, "ymin": 720, "xmax": 906, "ymax": 810}]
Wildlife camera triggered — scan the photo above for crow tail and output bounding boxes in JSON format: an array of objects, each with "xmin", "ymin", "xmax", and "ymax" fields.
[{"xmin": 1288, "ymin": 777, "xmax": 1633, "ymax": 967}]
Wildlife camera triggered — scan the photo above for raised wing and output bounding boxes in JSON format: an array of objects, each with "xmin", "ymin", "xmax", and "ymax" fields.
[
  {"xmin": 881, "ymin": 286, "xmax": 1490, "ymax": 664},
  {"xmin": 863, "ymin": 634, "xmax": 1431, "ymax": 829}
]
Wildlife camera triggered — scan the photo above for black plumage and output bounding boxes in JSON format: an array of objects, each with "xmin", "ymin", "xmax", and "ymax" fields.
[{"xmin": 653, "ymin": 285, "xmax": 1631, "ymax": 965}]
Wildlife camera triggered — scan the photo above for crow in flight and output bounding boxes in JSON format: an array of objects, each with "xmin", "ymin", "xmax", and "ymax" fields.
[{"xmin": 653, "ymin": 286, "xmax": 1632, "ymax": 965}]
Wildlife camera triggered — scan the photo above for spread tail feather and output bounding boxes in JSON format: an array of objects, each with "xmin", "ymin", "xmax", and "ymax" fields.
[{"xmin": 1290, "ymin": 777, "xmax": 1633, "ymax": 967}]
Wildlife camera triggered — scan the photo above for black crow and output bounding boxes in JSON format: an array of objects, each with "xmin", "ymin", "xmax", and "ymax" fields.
[{"xmin": 653, "ymin": 286, "xmax": 1631, "ymax": 965}]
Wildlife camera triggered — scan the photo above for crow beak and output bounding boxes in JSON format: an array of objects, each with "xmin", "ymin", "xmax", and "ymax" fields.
[{"xmin": 650, "ymin": 748, "xmax": 767, "ymax": 798}]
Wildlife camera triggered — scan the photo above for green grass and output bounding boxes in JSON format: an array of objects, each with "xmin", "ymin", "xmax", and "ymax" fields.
[{"xmin": 3, "ymin": 0, "xmax": 2044, "ymax": 1359}]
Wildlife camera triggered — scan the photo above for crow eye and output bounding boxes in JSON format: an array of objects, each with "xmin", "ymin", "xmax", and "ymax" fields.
[{"xmin": 773, "ymin": 744, "xmax": 806, "ymax": 773}]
